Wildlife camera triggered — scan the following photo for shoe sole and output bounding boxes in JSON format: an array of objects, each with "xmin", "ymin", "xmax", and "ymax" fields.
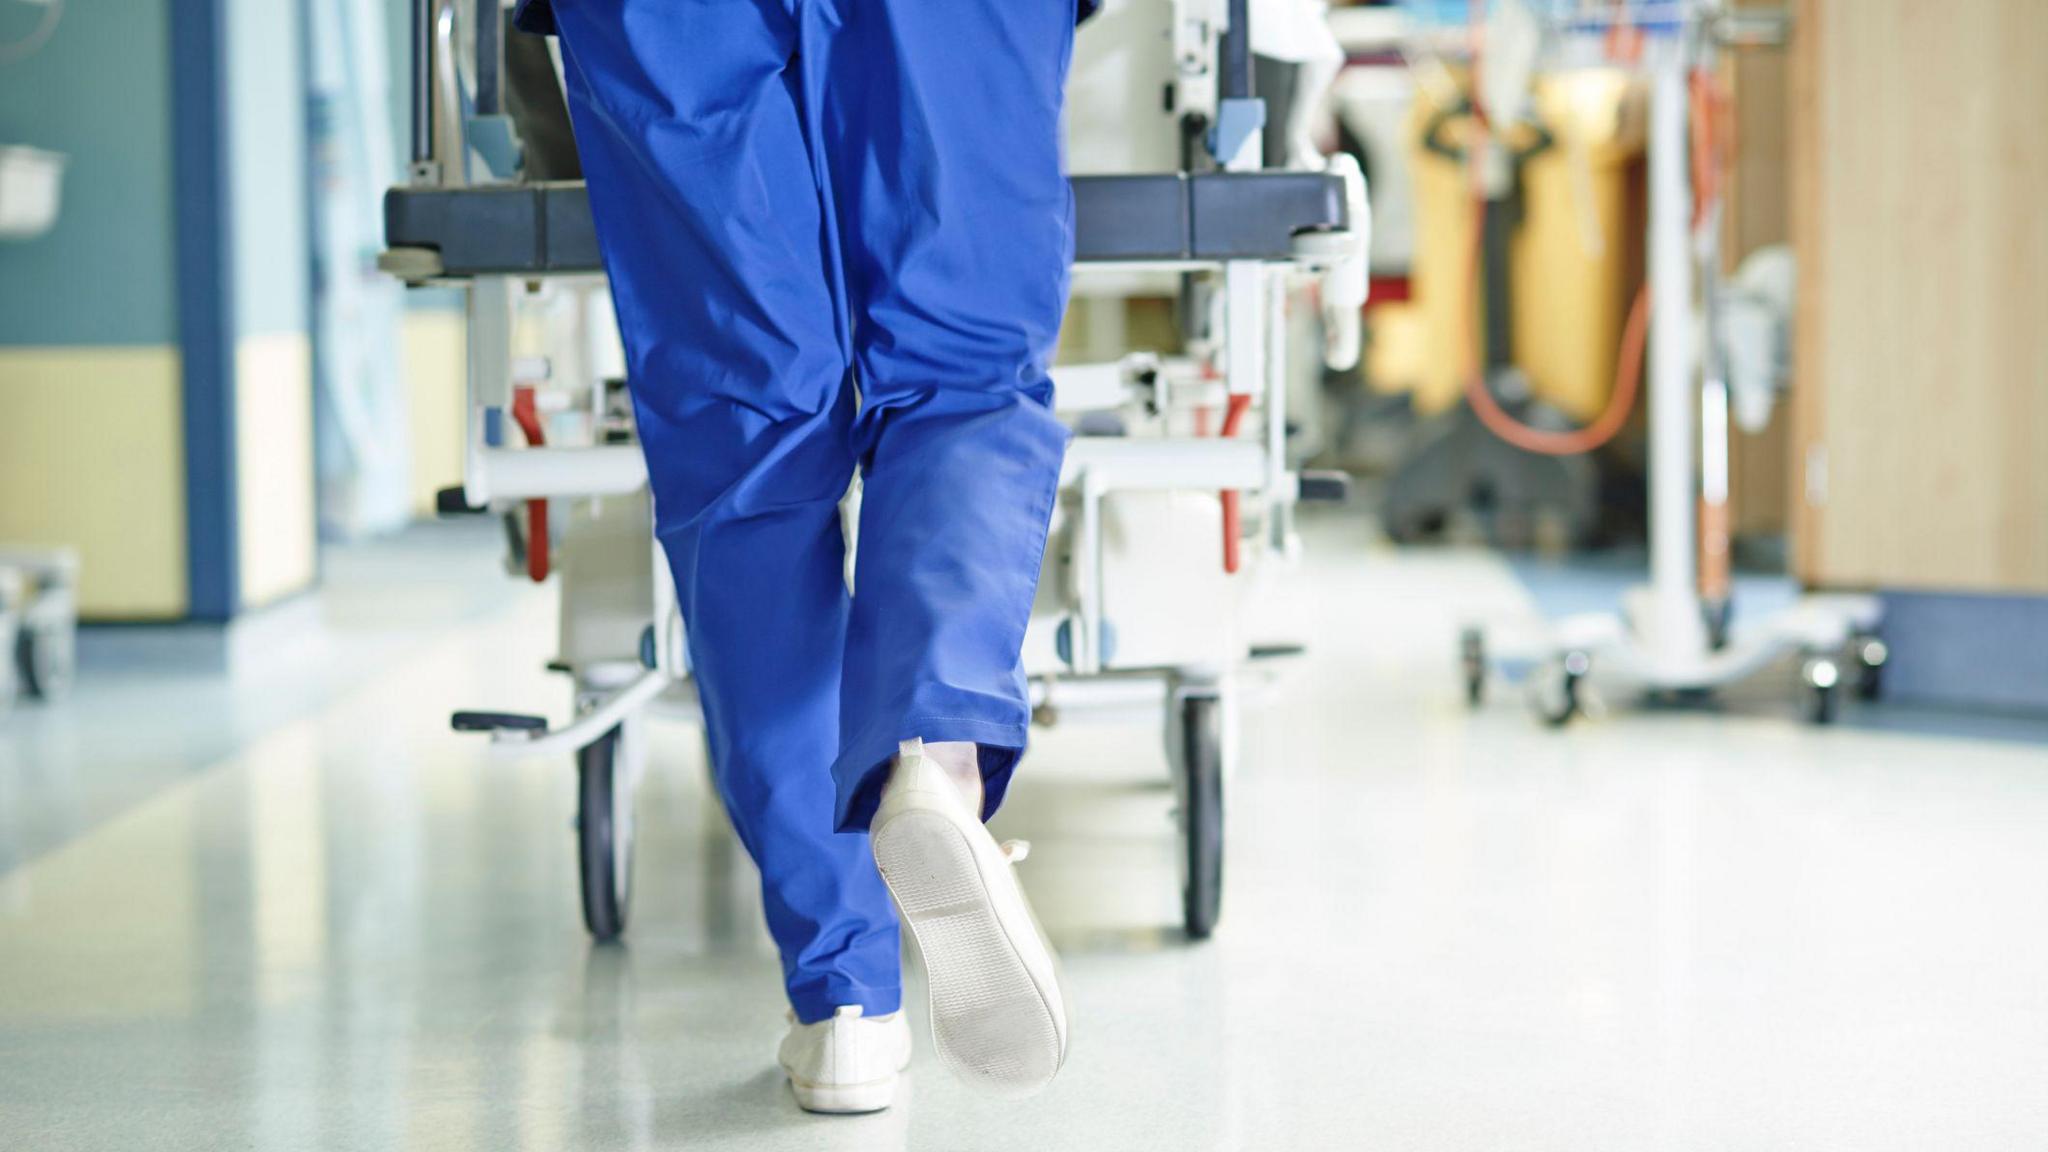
[
  {"xmin": 787, "ymin": 1073, "xmax": 896, "ymax": 1114},
  {"xmin": 872, "ymin": 808, "xmax": 1065, "ymax": 1098}
]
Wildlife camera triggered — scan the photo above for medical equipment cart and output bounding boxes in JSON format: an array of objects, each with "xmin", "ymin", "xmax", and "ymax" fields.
[{"xmin": 1411, "ymin": 0, "xmax": 1884, "ymax": 726}]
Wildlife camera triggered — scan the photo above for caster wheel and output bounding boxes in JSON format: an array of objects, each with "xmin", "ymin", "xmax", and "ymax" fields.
[
  {"xmin": 1459, "ymin": 627, "xmax": 1487, "ymax": 708},
  {"xmin": 18, "ymin": 621, "xmax": 74, "ymax": 702},
  {"xmin": 1178, "ymin": 694, "xmax": 1224, "ymax": 941},
  {"xmin": 1801, "ymin": 656, "xmax": 1842, "ymax": 725},
  {"xmin": 1851, "ymin": 633, "xmax": 1887, "ymax": 702},
  {"xmin": 577, "ymin": 725, "xmax": 634, "ymax": 941},
  {"xmin": 1533, "ymin": 651, "xmax": 1591, "ymax": 727}
]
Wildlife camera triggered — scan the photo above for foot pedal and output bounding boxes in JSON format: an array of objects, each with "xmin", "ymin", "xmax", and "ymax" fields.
[
  {"xmin": 436, "ymin": 486, "xmax": 486, "ymax": 516},
  {"xmin": 1249, "ymin": 642, "xmax": 1307, "ymax": 660},
  {"xmin": 451, "ymin": 711, "xmax": 548, "ymax": 733},
  {"xmin": 1298, "ymin": 470, "xmax": 1353, "ymax": 504}
]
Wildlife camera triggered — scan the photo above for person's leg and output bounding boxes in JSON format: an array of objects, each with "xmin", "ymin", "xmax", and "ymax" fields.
[
  {"xmin": 799, "ymin": 0, "xmax": 1079, "ymax": 1096},
  {"xmin": 805, "ymin": 0, "xmax": 1078, "ymax": 832},
  {"xmin": 552, "ymin": 0, "xmax": 900, "ymax": 1025},
  {"xmin": 919, "ymin": 740, "xmax": 984, "ymax": 815}
]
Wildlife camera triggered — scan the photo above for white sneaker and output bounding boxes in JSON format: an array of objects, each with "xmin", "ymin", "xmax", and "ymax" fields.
[
  {"xmin": 870, "ymin": 739, "xmax": 1069, "ymax": 1097},
  {"xmin": 777, "ymin": 1005, "xmax": 914, "ymax": 1114}
]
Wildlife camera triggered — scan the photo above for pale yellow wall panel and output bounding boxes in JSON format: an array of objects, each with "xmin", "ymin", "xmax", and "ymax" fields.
[
  {"xmin": 235, "ymin": 332, "xmax": 317, "ymax": 608},
  {"xmin": 403, "ymin": 310, "xmax": 467, "ymax": 518},
  {"xmin": 0, "ymin": 347, "xmax": 188, "ymax": 618}
]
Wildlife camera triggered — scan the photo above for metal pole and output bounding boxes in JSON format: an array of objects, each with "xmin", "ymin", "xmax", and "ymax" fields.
[
  {"xmin": 475, "ymin": 0, "xmax": 503, "ymax": 116},
  {"xmin": 410, "ymin": 0, "xmax": 432, "ymax": 167},
  {"xmin": 1646, "ymin": 47, "xmax": 1702, "ymax": 666},
  {"xmin": 1265, "ymin": 275, "xmax": 1290, "ymax": 553},
  {"xmin": 1222, "ymin": 0, "xmax": 1251, "ymax": 101}
]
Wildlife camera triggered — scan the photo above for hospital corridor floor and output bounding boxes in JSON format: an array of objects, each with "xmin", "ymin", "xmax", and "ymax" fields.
[{"xmin": 3, "ymin": 515, "xmax": 2045, "ymax": 1150}]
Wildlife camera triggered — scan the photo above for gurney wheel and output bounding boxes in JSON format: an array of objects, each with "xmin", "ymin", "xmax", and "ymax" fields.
[
  {"xmin": 577, "ymin": 725, "xmax": 633, "ymax": 942},
  {"xmin": 1179, "ymin": 694, "xmax": 1224, "ymax": 941}
]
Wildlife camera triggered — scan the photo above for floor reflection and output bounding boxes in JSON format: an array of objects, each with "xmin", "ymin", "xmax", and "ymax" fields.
[{"xmin": 5, "ymin": 521, "xmax": 2048, "ymax": 1149}]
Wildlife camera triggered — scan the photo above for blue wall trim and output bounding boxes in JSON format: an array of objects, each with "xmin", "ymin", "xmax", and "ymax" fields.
[
  {"xmin": 1879, "ymin": 590, "xmax": 2048, "ymax": 716},
  {"xmin": 300, "ymin": 0, "xmax": 326, "ymax": 584},
  {"xmin": 171, "ymin": 0, "xmax": 240, "ymax": 621}
]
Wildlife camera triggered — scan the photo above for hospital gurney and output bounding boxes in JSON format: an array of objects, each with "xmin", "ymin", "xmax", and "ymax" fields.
[{"xmin": 384, "ymin": 0, "xmax": 1365, "ymax": 941}]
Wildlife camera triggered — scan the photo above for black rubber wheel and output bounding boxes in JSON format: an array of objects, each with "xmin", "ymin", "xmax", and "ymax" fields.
[
  {"xmin": 1543, "ymin": 672, "xmax": 1581, "ymax": 727},
  {"xmin": 1459, "ymin": 627, "xmax": 1486, "ymax": 708},
  {"xmin": 1809, "ymin": 682, "xmax": 1839, "ymax": 725},
  {"xmin": 1802, "ymin": 656, "xmax": 1842, "ymax": 725},
  {"xmin": 1852, "ymin": 634, "xmax": 1887, "ymax": 702},
  {"xmin": 1534, "ymin": 656, "xmax": 1586, "ymax": 728},
  {"xmin": 18, "ymin": 621, "xmax": 73, "ymax": 701},
  {"xmin": 577, "ymin": 725, "xmax": 632, "ymax": 942},
  {"xmin": 1180, "ymin": 695, "xmax": 1224, "ymax": 941}
]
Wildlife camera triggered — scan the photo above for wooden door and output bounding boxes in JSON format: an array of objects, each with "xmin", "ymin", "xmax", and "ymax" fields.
[{"xmin": 1790, "ymin": 0, "xmax": 2048, "ymax": 593}]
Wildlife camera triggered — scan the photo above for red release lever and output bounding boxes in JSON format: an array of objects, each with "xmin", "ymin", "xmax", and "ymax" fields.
[
  {"xmin": 1217, "ymin": 393, "xmax": 1253, "ymax": 575},
  {"xmin": 509, "ymin": 387, "xmax": 550, "ymax": 583}
]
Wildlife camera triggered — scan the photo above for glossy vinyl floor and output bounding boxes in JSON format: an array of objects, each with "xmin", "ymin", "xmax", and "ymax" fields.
[{"xmin": 4, "ymin": 517, "xmax": 2046, "ymax": 1150}]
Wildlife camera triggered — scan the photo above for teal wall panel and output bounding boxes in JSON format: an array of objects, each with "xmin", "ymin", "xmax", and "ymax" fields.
[{"xmin": 0, "ymin": 0, "xmax": 178, "ymax": 347}]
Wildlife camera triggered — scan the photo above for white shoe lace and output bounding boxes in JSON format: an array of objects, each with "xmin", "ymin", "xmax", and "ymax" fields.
[{"xmin": 1000, "ymin": 839, "xmax": 1030, "ymax": 864}]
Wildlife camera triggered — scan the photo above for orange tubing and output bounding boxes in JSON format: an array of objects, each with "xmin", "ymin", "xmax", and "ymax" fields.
[
  {"xmin": 1458, "ymin": 187, "xmax": 1652, "ymax": 458},
  {"xmin": 1218, "ymin": 392, "xmax": 1253, "ymax": 574},
  {"xmin": 1457, "ymin": 5, "xmax": 1646, "ymax": 458}
]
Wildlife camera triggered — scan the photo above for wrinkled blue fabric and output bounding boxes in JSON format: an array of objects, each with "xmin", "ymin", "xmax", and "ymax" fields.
[
  {"xmin": 516, "ymin": 0, "xmax": 1100, "ymax": 36},
  {"xmin": 550, "ymin": 0, "xmax": 1073, "ymax": 1023}
]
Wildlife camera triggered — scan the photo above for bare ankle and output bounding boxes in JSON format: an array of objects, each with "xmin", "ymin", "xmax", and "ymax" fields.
[{"xmin": 919, "ymin": 740, "xmax": 983, "ymax": 817}]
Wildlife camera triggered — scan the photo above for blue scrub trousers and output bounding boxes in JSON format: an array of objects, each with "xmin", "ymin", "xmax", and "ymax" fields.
[{"xmin": 549, "ymin": 0, "xmax": 1075, "ymax": 1023}]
